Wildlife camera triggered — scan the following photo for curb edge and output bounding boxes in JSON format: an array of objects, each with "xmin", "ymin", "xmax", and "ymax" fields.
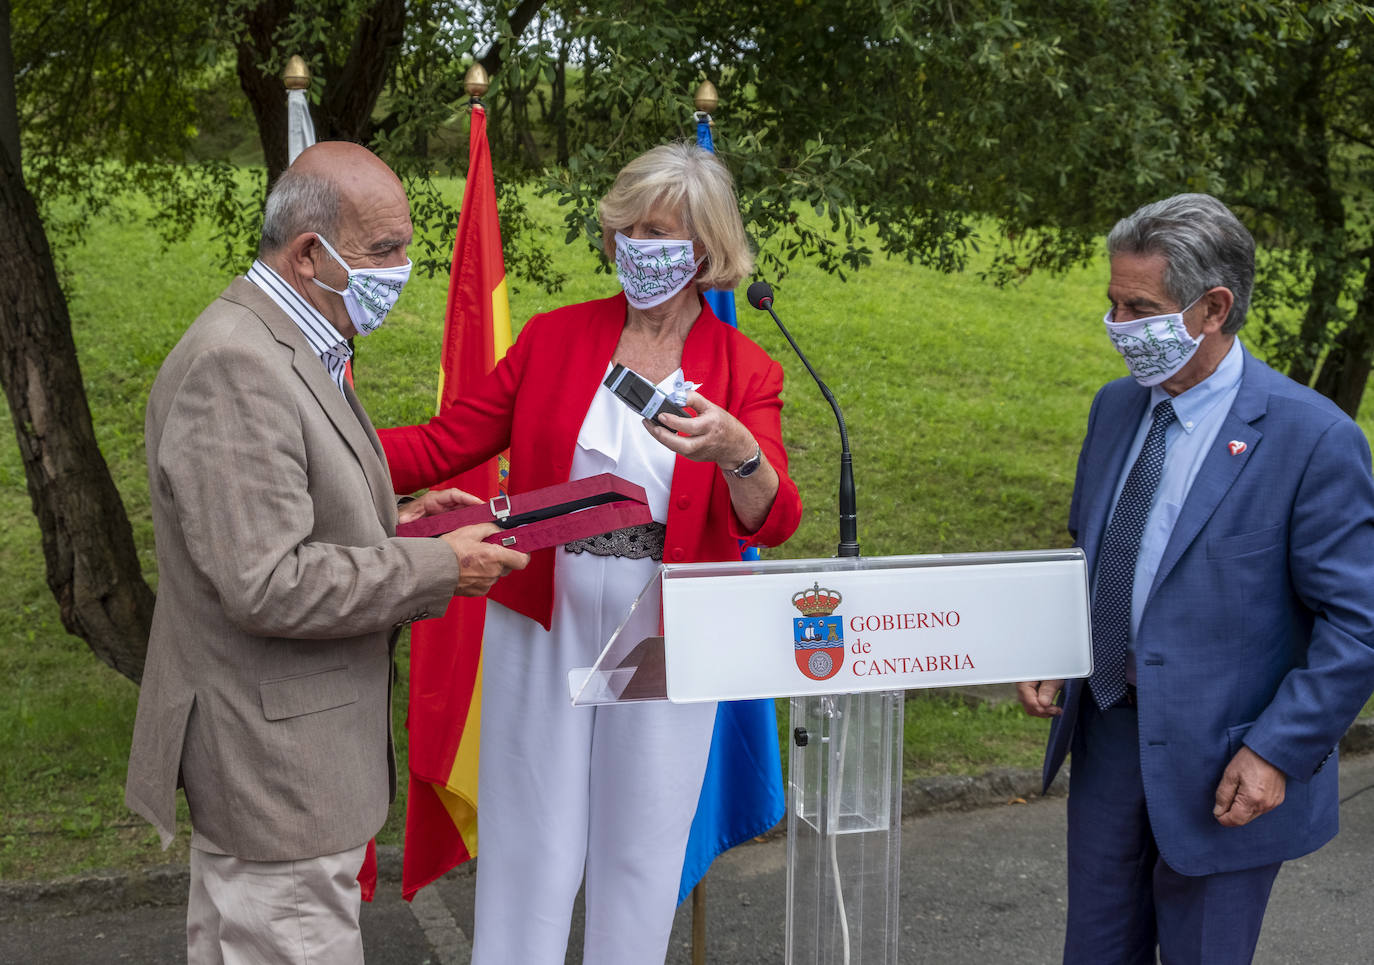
[{"xmin": 5, "ymin": 718, "xmax": 1372, "ymax": 918}]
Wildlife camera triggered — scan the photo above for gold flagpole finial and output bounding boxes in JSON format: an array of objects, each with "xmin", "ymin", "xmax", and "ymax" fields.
[
  {"xmin": 283, "ymin": 55, "xmax": 311, "ymax": 91},
  {"xmin": 694, "ymin": 80, "xmax": 719, "ymax": 114},
  {"xmin": 465, "ymin": 64, "xmax": 491, "ymax": 99}
]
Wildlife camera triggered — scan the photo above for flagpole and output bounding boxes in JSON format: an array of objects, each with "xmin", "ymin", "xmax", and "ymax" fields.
[
  {"xmin": 280, "ymin": 49, "xmax": 382, "ymax": 888},
  {"xmin": 690, "ymin": 76, "xmax": 717, "ymax": 965},
  {"xmin": 399, "ymin": 56, "xmax": 514, "ymax": 902},
  {"xmin": 689, "ymin": 75, "xmax": 781, "ymax": 965}
]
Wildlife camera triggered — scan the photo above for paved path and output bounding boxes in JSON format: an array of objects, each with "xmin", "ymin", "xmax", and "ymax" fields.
[{"xmin": 4, "ymin": 753, "xmax": 1372, "ymax": 964}]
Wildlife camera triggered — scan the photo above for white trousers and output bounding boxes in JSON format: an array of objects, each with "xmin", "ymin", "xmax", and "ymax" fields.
[
  {"xmin": 186, "ymin": 843, "xmax": 367, "ymax": 965},
  {"xmin": 471, "ymin": 551, "xmax": 717, "ymax": 965}
]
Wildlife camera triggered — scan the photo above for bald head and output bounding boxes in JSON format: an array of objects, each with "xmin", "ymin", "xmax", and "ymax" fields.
[
  {"xmin": 291, "ymin": 141, "xmax": 406, "ymax": 206},
  {"xmin": 259, "ymin": 142, "xmax": 407, "ymax": 257}
]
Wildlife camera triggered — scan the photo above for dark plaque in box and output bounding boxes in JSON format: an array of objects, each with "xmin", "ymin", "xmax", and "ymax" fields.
[{"xmin": 395, "ymin": 473, "xmax": 653, "ymax": 553}]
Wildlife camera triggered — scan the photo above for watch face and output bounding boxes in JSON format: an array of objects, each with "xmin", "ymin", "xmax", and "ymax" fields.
[{"xmin": 730, "ymin": 447, "xmax": 762, "ymax": 478}]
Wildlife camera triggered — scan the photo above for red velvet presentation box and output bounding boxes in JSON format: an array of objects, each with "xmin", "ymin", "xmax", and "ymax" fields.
[{"xmin": 394, "ymin": 473, "xmax": 652, "ymax": 553}]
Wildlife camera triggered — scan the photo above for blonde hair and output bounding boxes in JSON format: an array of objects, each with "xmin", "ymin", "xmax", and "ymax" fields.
[{"xmin": 599, "ymin": 142, "xmax": 754, "ymax": 292}]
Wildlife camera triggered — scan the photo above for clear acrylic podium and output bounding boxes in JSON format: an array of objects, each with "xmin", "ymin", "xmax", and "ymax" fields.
[
  {"xmin": 569, "ymin": 550, "xmax": 1092, "ymax": 964},
  {"xmin": 788, "ymin": 690, "xmax": 904, "ymax": 964}
]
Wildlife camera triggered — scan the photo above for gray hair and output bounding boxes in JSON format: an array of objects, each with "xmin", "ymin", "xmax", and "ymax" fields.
[
  {"xmin": 1106, "ymin": 193, "xmax": 1254, "ymax": 334},
  {"xmin": 599, "ymin": 142, "xmax": 754, "ymax": 291},
  {"xmin": 259, "ymin": 171, "xmax": 342, "ymax": 256}
]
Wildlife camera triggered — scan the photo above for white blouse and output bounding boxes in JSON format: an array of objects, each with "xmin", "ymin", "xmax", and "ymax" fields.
[{"xmin": 571, "ymin": 364, "xmax": 681, "ymax": 523}]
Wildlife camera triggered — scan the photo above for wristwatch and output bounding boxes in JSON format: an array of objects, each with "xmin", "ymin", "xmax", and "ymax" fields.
[{"xmin": 724, "ymin": 446, "xmax": 763, "ymax": 479}]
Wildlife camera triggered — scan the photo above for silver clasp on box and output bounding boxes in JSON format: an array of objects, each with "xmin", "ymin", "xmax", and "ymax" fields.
[{"xmin": 490, "ymin": 493, "xmax": 512, "ymax": 521}]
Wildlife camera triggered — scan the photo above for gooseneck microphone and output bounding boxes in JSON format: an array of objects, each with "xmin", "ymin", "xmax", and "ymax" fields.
[{"xmin": 747, "ymin": 281, "xmax": 859, "ymax": 558}]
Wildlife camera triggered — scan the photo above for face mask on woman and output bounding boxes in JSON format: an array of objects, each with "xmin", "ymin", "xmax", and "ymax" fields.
[
  {"xmin": 614, "ymin": 232, "xmax": 703, "ymax": 309},
  {"xmin": 1103, "ymin": 296, "xmax": 1204, "ymax": 387},
  {"xmin": 311, "ymin": 234, "xmax": 413, "ymax": 335}
]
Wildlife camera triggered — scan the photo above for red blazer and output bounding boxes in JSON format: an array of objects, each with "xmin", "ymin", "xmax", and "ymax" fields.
[{"xmin": 379, "ymin": 293, "xmax": 804, "ymax": 630}]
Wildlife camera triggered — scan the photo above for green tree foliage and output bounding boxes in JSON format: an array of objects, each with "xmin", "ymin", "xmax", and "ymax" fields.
[
  {"xmin": 9, "ymin": 0, "xmax": 1374, "ymax": 673},
  {"xmin": 12, "ymin": 0, "xmax": 208, "ymax": 208},
  {"xmin": 19, "ymin": 1, "xmax": 1374, "ymax": 346},
  {"xmin": 1209, "ymin": 1, "xmax": 1374, "ymax": 415}
]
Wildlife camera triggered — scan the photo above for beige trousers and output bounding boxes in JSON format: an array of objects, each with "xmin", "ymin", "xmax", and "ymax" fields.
[{"xmin": 186, "ymin": 843, "xmax": 368, "ymax": 965}]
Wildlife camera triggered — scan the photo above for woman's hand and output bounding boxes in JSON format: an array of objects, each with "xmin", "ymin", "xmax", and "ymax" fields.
[
  {"xmin": 396, "ymin": 487, "xmax": 485, "ymax": 525},
  {"xmin": 645, "ymin": 391, "xmax": 756, "ymax": 469},
  {"xmin": 646, "ymin": 391, "xmax": 779, "ymax": 532}
]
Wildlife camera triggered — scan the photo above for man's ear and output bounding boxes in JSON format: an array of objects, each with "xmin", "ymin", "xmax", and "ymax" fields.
[
  {"xmin": 1199, "ymin": 286, "xmax": 1235, "ymax": 335},
  {"xmin": 286, "ymin": 232, "xmax": 322, "ymax": 281}
]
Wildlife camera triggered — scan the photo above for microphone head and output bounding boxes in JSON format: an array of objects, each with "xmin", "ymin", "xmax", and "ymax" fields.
[{"xmin": 746, "ymin": 281, "xmax": 774, "ymax": 310}]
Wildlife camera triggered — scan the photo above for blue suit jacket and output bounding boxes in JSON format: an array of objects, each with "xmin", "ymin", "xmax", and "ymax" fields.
[{"xmin": 1044, "ymin": 347, "xmax": 1374, "ymax": 876}]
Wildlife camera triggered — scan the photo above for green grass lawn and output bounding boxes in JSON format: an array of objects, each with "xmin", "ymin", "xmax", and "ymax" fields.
[{"xmin": 0, "ymin": 178, "xmax": 1369, "ymax": 881}]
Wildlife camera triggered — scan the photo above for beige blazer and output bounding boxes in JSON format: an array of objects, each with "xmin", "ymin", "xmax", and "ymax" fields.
[{"xmin": 125, "ymin": 278, "xmax": 459, "ymax": 861}]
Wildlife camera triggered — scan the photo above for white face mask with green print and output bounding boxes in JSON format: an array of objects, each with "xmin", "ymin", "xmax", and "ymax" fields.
[
  {"xmin": 614, "ymin": 232, "xmax": 703, "ymax": 310},
  {"xmin": 1103, "ymin": 296, "xmax": 1204, "ymax": 387},
  {"xmin": 311, "ymin": 233, "xmax": 412, "ymax": 336}
]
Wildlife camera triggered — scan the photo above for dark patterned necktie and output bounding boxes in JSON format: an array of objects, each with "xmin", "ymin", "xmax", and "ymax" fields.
[{"xmin": 1089, "ymin": 398, "xmax": 1176, "ymax": 710}]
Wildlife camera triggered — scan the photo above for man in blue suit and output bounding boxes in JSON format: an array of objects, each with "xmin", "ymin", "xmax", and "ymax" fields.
[{"xmin": 1018, "ymin": 193, "xmax": 1374, "ymax": 964}]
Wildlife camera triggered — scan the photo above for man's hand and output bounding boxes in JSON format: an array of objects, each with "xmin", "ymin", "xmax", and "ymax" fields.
[
  {"xmin": 1016, "ymin": 679, "xmax": 1065, "ymax": 718},
  {"xmin": 439, "ymin": 523, "xmax": 529, "ymax": 597},
  {"xmin": 1213, "ymin": 745, "xmax": 1287, "ymax": 827},
  {"xmin": 397, "ymin": 487, "xmax": 484, "ymax": 525}
]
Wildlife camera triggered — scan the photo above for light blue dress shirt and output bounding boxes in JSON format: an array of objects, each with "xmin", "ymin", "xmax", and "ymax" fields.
[{"xmin": 1104, "ymin": 338, "xmax": 1245, "ymax": 683}]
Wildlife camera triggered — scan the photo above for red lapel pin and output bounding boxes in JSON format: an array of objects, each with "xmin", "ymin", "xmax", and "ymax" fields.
[{"xmin": 1228, "ymin": 440, "xmax": 1247, "ymax": 456}]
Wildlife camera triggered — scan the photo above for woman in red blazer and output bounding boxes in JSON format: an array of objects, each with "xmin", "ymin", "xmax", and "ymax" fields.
[{"xmin": 380, "ymin": 142, "xmax": 802, "ymax": 965}]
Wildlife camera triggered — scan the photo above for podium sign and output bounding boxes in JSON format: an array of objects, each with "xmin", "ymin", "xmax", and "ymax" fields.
[
  {"xmin": 568, "ymin": 549, "xmax": 1090, "ymax": 706},
  {"xmin": 661, "ymin": 549, "xmax": 1089, "ymax": 702}
]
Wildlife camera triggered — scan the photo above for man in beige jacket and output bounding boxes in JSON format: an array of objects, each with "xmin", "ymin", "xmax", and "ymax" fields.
[{"xmin": 125, "ymin": 141, "xmax": 526, "ymax": 963}]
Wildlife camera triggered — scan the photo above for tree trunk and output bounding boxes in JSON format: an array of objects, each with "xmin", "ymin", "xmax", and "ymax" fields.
[
  {"xmin": 1286, "ymin": 35, "xmax": 1344, "ymax": 389},
  {"xmin": 237, "ymin": 0, "xmax": 408, "ymax": 188},
  {"xmin": 553, "ymin": 33, "xmax": 569, "ymax": 165},
  {"xmin": 507, "ymin": 75, "xmax": 543, "ymax": 169},
  {"xmin": 1313, "ymin": 258, "xmax": 1374, "ymax": 418},
  {"xmin": 0, "ymin": 25, "xmax": 155, "ymax": 681},
  {"xmin": 236, "ymin": 0, "xmax": 295, "ymax": 187},
  {"xmin": 478, "ymin": 0, "xmax": 549, "ymax": 79},
  {"xmin": 1289, "ymin": 251, "xmax": 1344, "ymax": 388},
  {"xmin": 0, "ymin": 0, "xmax": 17, "ymax": 170},
  {"xmin": 318, "ymin": 0, "xmax": 407, "ymax": 144}
]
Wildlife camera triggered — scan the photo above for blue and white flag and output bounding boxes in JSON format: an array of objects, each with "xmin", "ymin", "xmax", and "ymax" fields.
[
  {"xmin": 678, "ymin": 109, "xmax": 785, "ymax": 904},
  {"xmin": 695, "ymin": 116, "xmax": 739, "ymax": 328}
]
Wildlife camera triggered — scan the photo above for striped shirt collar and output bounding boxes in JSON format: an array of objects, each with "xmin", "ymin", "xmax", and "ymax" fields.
[{"xmin": 246, "ymin": 259, "xmax": 353, "ymax": 394}]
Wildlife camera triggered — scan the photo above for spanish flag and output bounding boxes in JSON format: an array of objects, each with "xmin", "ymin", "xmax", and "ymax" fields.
[{"xmin": 401, "ymin": 100, "xmax": 511, "ymax": 900}]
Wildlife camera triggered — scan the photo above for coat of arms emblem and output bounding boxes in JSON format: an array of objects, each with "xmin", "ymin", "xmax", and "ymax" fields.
[{"xmin": 792, "ymin": 582, "xmax": 844, "ymax": 681}]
